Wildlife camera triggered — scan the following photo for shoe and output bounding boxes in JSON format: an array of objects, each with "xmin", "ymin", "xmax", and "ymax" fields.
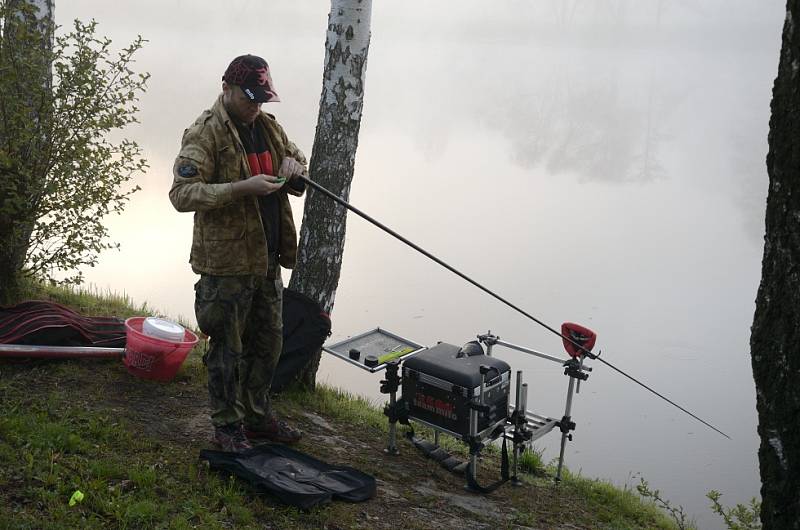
[
  {"xmin": 245, "ymin": 416, "xmax": 302, "ymax": 444},
  {"xmin": 212, "ymin": 424, "xmax": 253, "ymax": 452}
]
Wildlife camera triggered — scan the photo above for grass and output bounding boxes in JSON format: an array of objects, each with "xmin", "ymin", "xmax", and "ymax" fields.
[
  {"xmin": 15, "ymin": 276, "xmax": 152, "ymax": 319},
  {"xmin": 0, "ymin": 279, "xmax": 681, "ymax": 529},
  {"xmin": 2, "ymin": 380, "xmax": 227, "ymax": 529},
  {"xmin": 0, "ymin": 372, "xmax": 354, "ymax": 530},
  {"xmin": 559, "ymin": 467, "xmax": 677, "ymax": 530},
  {"xmin": 518, "ymin": 444, "xmax": 546, "ymax": 475}
]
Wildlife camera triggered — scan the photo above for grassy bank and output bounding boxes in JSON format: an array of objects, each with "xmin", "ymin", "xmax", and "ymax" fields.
[{"xmin": 0, "ymin": 280, "xmax": 678, "ymax": 529}]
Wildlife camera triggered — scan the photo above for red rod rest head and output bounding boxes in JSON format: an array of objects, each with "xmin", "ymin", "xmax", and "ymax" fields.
[{"xmin": 561, "ymin": 322, "xmax": 597, "ymax": 358}]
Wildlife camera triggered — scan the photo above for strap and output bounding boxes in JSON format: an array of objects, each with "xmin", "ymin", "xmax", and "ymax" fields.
[{"xmin": 465, "ymin": 436, "xmax": 510, "ymax": 493}]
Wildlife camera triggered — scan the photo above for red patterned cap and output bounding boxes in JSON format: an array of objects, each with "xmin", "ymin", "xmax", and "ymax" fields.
[{"xmin": 222, "ymin": 54, "xmax": 280, "ymax": 103}]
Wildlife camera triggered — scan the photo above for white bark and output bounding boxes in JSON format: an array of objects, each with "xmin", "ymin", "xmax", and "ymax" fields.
[
  {"xmin": 288, "ymin": 0, "xmax": 372, "ymax": 386},
  {"xmin": 10, "ymin": 0, "xmax": 53, "ymax": 42},
  {"xmin": 289, "ymin": 0, "xmax": 372, "ymax": 312},
  {"xmin": 30, "ymin": 0, "xmax": 53, "ymax": 21}
]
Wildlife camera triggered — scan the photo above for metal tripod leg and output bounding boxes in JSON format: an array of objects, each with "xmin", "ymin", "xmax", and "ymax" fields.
[
  {"xmin": 467, "ymin": 393, "xmax": 482, "ymax": 486},
  {"xmin": 466, "ymin": 366, "xmax": 488, "ymax": 489},
  {"xmin": 385, "ymin": 388, "xmax": 399, "ymax": 455},
  {"xmin": 511, "ymin": 370, "xmax": 526, "ymax": 486},
  {"xmin": 383, "ymin": 361, "xmax": 401, "ymax": 455},
  {"xmin": 555, "ymin": 375, "xmax": 577, "ymax": 482}
]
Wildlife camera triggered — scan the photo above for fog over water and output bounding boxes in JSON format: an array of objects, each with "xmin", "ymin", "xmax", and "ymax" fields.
[{"xmin": 60, "ymin": 1, "xmax": 785, "ymax": 528}]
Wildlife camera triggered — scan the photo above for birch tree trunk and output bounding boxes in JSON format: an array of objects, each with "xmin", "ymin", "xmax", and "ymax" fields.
[
  {"xmin": 750, "ymin": 1, "xmax": 800, "ymax": 528},
  {"xmin": 0, "ymin": 0, "xmax": 54, "ymax": 302},
  {"xmin": 289, "ymin": 0, "xmax": 372, "ymax": 386}
]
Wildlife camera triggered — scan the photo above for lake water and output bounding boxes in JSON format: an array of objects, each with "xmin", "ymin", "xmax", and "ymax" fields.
[{"xmin": 61, "ymin": 1, "xmax": 785, "ymax": 528}]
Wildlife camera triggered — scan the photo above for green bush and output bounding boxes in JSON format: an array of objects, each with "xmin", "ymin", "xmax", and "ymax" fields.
[{"xmin": 0, "ymin": 0, "xmax": 148, "ymax": 300}]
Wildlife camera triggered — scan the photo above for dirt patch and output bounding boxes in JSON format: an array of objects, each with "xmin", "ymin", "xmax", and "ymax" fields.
[
  {"xmin": 302, "ymin": 411, "xmax": 335, "ymax": 432},
  {"xmin": 414, "ymin": 479, "xmax": 508, "ymax": 519}
]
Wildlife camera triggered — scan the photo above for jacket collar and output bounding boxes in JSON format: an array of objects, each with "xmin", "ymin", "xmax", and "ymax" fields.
[
  {"xmin": 213, "ymin": 95, "xmax": 251, "ymax": 155},
  {"xmin": 213, "ymin": 95, "xmax": 240, "ymax": 136},
  {"xmin": 213, "ymin": 94, "xmax": 273, "ymax": 148}
]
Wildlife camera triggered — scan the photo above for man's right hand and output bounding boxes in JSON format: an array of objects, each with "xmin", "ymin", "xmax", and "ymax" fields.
[{"xmin": 232, "ymin": 174, "xmax": 285, "ymax": 198}]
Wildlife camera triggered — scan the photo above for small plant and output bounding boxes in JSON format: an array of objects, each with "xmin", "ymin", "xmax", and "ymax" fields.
[
  {"xmin": 706, "ymin": 490, "xmax": 762, "ymax": 530},
  {"xmin": 636, "ymin": 476, "xmax": 696, "ymax": 530},
  {"xmin": 519, "ymin": 445, "xmax": 546, "ymax": 475}
]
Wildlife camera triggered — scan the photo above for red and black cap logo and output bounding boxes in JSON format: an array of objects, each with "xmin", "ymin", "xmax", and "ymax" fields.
[{"xmin": 222, "ymin": 54, "xmax": 280, "ymax": 103}]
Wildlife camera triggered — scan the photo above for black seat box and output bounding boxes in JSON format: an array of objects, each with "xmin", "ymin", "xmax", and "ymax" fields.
[{"xmin": 401, "ymin": 343, "xmax": 511, "ymax": 439}]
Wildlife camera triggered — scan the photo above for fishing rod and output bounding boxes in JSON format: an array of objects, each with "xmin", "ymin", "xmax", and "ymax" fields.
[{"xmin": 299, "ymin": 175, "xmax": 731, "ymax": 440}]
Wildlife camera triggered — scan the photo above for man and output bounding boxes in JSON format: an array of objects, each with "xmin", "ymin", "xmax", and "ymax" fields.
[{"xmin": 170, "ymin": 54, "xmax": 307, "ymax": 452}]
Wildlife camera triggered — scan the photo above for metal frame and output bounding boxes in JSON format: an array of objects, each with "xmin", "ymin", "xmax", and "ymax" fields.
[
  {"xmin": 504, "ymin": 407, "xmax": 559, "ymax": 443},
  {"xmin": 395, "ymin": 332, "xmax": 590, "ymax": 484},
  {"xmin": 323, "ymin": 327, "xmax": 592, "ymax": 487},
  {"xmin": 405, "ymin": 415, "xmax": 507, "ymax": 442},
  {"xmin": 323, "ymin": 327, "xmax": 426, "ymax": 373},
  {"xmin": 480, "ymin": 332, "xmax": 591, "ymax": 482}
]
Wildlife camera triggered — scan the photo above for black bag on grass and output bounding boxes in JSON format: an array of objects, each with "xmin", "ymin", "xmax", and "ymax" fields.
[
  {"xmin": 273, "ymin": 289, "xmax": 331, "ymax": 393},
  {"xmin": 199, "ymin": 444, "xmax": 375, "ymax": 509}
]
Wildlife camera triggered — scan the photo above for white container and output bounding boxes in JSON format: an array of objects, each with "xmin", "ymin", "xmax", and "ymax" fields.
[{"xmin": 141, "ymin": 317, "xmax": 185, "ymax": 342}]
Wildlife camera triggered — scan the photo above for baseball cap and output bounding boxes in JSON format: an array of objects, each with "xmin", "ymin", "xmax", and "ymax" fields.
[{"xmin": 222, "ymin": 54, "xmax": 280, "ymax": 103}]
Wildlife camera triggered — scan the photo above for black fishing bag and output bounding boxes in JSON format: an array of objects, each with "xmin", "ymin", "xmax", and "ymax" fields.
[
  {"xmin": 199, "ymin": 444, "xmax": 375, "ymax": 509},
  {"xmin": 272, "ymin": 289, "xmax": 331, "ymax": 392}
]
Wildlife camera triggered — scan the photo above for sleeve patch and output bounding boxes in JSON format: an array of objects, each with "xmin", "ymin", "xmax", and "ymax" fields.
[{"xmin": 178, "ymin": 164, "xmax": 198, "ymax": 177}]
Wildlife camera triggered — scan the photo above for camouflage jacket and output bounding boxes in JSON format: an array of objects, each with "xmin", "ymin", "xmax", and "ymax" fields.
[{"xmin": 169, "ymin": 95, "xmax": 306, "ymax": 275}]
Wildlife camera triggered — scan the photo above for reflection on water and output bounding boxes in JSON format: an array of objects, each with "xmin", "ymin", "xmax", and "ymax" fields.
[
  {"xmin": 59, "ymin": 2, "xmax": 784, "ymax": 528},
  {"xmin": 488, "ymin": 65, "xmax": 671, "ymax": 183}
]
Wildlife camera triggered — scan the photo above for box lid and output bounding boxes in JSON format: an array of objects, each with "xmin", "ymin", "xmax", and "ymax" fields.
[{"xmin": 403, "ymin": 342, "xmax": 510, "ymax": 388}]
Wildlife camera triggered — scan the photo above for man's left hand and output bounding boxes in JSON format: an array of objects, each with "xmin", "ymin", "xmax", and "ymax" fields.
[{"xmin": 278, "ymin": 157, "xmax": 305, "ymax": 180}]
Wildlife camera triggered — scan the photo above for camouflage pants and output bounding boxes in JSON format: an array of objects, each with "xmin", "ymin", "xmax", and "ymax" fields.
[{"xmin": 194, "ymin": 266, "xmax": 283, "ymax": 428}]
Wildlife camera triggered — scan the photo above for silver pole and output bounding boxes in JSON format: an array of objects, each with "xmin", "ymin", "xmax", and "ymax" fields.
[
  {"xmin": 469, "ymin": 373, "xmax": 487, "ymax": 485},
  {"xmin": 387, "ymin": 389, "xmax": 398, "ymax": 454},
  {"xmin": 0, "ymin": 344, "xmax": 125, "ymax": 358},
  {"xmin": 521, "ymin": 383, "xmax": 529, "ymax": 420},
  {"xmin": 493, "ymin": 339, "xmax": 567, "ymax": 365},
  {"xmin": 556, "ymin": 376, "xmax": 576, "ymax": 482},
  {"xmin": 512, "ymin": 371, "xmax": 524, "ymax": 484},
  {"xmin": 469, "ymin": 411, "xmax": 479, "ymax": 480},
  {"xmin": 521, "ymin": 383, "xmax": 530, "ymax": 450}
]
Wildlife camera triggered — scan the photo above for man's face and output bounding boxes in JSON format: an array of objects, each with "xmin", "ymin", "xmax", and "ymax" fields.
[{"xmin": 222, "ymin": 82, "xmax": 262, "ymax": 125}]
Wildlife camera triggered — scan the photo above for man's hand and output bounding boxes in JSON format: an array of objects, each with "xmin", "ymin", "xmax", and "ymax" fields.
[
  {"xmin": 278, "ymin": 157, "xmax": 306, "ymax": 180},
  {"xmin": 232, "ymin": 174, "xmax": 285, "ymax": 198}
]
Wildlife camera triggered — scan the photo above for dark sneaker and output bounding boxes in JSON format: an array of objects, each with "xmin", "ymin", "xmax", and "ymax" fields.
[
  {"xmin": 212, "ymin": 424, "xmax": 252, "ymax": 452},
  {"xmin": 245, "ymin": 416, "xmax": 302, "ymax": 444}
]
